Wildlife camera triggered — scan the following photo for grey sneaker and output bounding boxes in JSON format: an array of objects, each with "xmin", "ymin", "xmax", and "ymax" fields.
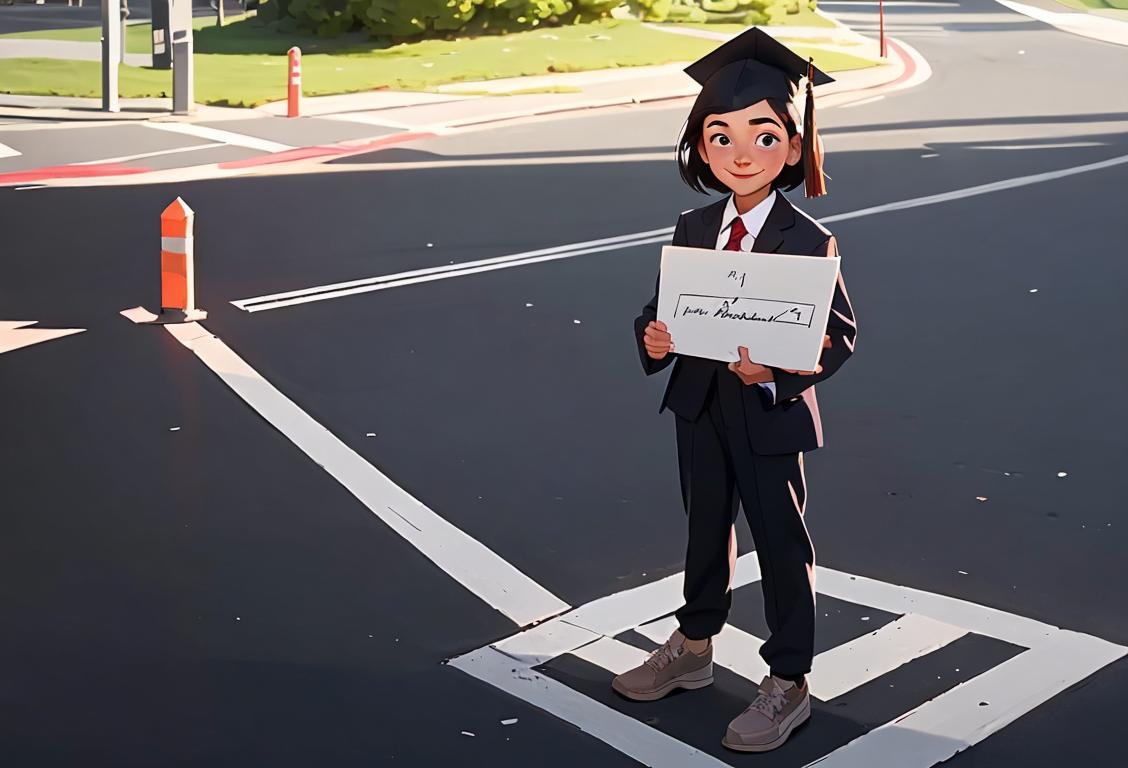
[
  {"xmin": 611, "ymin": 629, "xmax": 713, "ymax": 702},
  {"xmin": 722, "ymin": 674, "xmax": 811, "ymax": 752}
]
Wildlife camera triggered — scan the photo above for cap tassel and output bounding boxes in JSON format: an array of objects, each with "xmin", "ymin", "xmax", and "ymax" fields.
[{"xmin": 803, "ymin": 58, "xmax": 827, "ymax": 198}]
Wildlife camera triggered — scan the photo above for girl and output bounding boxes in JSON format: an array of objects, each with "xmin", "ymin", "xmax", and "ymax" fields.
[{"xmin": 610, "ymin": 28, "xmax": 858, "ymax": 754}]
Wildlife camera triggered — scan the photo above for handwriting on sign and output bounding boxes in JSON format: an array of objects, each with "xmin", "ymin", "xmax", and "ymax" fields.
[
  {"xmin": 726, "ymin": 270, "xmax": 747, "ymax": 289},
  {"xmin": 674, "ymin": 294, "xmax": 816, "ymax": 329}
]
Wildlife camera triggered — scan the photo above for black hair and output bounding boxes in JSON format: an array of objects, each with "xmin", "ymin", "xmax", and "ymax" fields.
[{"xmin": 676, "ymin": 96, "xmax": 805, "ymax": 195}]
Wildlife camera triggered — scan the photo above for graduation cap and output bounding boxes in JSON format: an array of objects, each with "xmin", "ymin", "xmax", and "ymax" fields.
[{"xmin": 684, "ymin": 27, "xmax": 834, "ymax": 197}]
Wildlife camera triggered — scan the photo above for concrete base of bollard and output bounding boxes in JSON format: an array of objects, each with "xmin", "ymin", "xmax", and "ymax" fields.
[{"xmin": 120, "ymin": 306, "xmax": 208, "ymax": 324}]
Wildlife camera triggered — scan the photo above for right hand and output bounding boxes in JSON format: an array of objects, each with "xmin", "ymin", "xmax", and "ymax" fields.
[{"xmin": 643, "ymin": 320, "xmax": 674, "ymax": 360}]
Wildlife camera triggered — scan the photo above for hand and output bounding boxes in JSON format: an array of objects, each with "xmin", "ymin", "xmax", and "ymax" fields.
[
  {"xmin": 729, "ymin": 346, "xmax": 774, "ymax": 385},
  {"xmin": 780, "ymin": 335, "xmax": 831, "ymax": 376},
  {"xmin": 643, "ymin": 320, "xmax": 674, "ymax": 360}
]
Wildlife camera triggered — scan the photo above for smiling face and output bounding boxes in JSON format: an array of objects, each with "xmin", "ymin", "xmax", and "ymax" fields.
[{"xmin": 695, "ymin": 100, "xmax": 803, "ymax": 199}]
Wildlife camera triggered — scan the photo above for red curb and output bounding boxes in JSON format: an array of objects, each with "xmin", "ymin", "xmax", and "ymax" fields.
[
  {"xmin": 217, "ymin": 130, "xmax": 436, "ymax": 170},
  {"xmin": 0, "ymin": 163, "xmax": 151, "ymax": 185}
]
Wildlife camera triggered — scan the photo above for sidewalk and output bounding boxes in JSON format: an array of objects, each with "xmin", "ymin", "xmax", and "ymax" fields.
[
  {"xmin": 993, "ymin": 0, "xmax": 1128, "ymax": 45},
  {"xmin": 0, "ymin": 37, "xmax": 151, "ymax": 67}
]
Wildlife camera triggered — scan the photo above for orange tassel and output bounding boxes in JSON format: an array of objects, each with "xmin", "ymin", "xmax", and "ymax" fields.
[{"xmin": 803, "ymin": 58, "xmax": 827, "ymax": 198}]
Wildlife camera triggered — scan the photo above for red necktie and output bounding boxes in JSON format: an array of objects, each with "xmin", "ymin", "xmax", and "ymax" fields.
[{"xmin": 724, "ymin": 216, "xmax": 748, "ymax": 251}]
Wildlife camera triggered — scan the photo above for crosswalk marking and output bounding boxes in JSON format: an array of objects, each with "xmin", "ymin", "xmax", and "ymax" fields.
[
  {"xmin": 637, "ymin": 615, "xmax": 773, "ymax": 684},
  {"xmin": 808, "ymin": 614, "xmax": 968, "ymax": 701}
]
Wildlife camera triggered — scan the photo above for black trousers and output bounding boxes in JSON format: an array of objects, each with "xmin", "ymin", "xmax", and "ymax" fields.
[{"xmin": 673, "ymin": 375, "xmax": 817, "ymax": 680}]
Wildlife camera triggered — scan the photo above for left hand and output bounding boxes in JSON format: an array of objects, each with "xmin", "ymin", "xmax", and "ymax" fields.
[
  {"xmin": 729, "ymin": 346, "xmax": 774, "ymax": 386},
  {"xmin": 779, "ymin": 335, "xmax": 831, "ymax": 376}
]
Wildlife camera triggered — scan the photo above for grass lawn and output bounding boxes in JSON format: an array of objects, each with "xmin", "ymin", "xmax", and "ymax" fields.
[
  {"xmin": 1050, "ymin": 0, "xmax": 1128, "ymax": 10},
  {"xmin": 668, "ymin": 4, "xmax": 836, "ymax": 28},
  {"xmin": 0, "ymin": 17, "xmax": 876, "ymax": 107}
]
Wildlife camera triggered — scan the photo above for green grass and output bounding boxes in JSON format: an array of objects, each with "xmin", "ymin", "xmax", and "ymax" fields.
[
  {"xmin": 0, "ymin": 17, "xmax": 876, "ymax": 107},
  {"xmin": 665, "ymin": 4, "xmax": 836, "ymax": 28},
  {"xmin": 1051, "ymin": 0, "xmax": 1128, "ymax": 10}
]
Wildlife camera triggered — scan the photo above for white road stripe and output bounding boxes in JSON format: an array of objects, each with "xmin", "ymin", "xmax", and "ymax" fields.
[
  {"xmin": 806, "ymin": 631, "xmax": 1126, "ymax": 767},
  {"xmin": 233, "ymin": 153, "xmax": 1128, "ymax": 315},
  {"xmin": 0, "ymin": 320, "xmax": 84, "ymax": 355},
  {"xmin": 813, "ymin": 566, "xmax": 1057, "ymax": 648},
  {"xmin": 492, "ymin": 618, "xmax": 602, "ymax": 667},
  {"xmin": 638, "ymin": 614, "xmax": 773, "ymax": 684},
  {"xmin": 450, "ymin": 644, "xmax": 732, "ymax": 768},
  {"xmin": 808, "ymin": 614, "xmax": 968, "ymax": 701},
  {"xmin": 0, "ymin": 142, "xmax": 20, "ymax": 159},
  {"xmin": 233, "ymin": 231, "xmax": 673, "ymax": 313},
  {"xmin": 820, "ymin": 1, "xmax": 959, "ymax": 5},
  {"xmin": 72, "ymin": 142, "xmax": 225, "ymax": 166},
  {"xmin": 143, "ymin": 122, "xmax": 294, "ymax": 153},
  {"xmin": 839, "ymin": 94, "xmax": 886, "ymax": 108},
  {"xmin": 571, "ymin": 635, "xmax": 651, "ymax": 675},
  {"xmin": 162, "ymin": 321, "xmax": 568, "ymax": 627}
]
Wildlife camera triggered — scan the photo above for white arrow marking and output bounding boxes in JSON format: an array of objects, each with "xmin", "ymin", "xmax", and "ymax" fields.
[
  {"xmin": 0, "ymin": 321, "xmax": 85, "ymax": 355},
  {"xmin": 0, "ymin": 142, "xmax": 21, "ymax": 160}
]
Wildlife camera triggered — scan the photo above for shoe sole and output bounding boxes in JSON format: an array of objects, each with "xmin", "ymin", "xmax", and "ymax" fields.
[
  {"xmin": 721, "ymin": 694, "xmax": 811, "ymax": 753},
  {"xmin": 611, "ymin": 665, "xmax": 714, "ymax": 702}
]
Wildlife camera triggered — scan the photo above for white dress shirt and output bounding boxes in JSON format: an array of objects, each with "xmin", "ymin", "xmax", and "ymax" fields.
[{"xmin": 715, "ymin": 190, "xmax": 778, "ymax": 404}]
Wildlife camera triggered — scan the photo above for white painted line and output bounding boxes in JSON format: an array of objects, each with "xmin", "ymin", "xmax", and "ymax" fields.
[
  {"xmin": 234, "ymin": 152, "xmax": 1128, "ymax": 315},
  {"xmin": 0, "ymin": 320, "xmax": 85, "ymax": 355},
  {"xmin": 450, "ymin": 645, "xmax": 733, "ymax": 768},
  {"xmin": 808, "ymin": 614, "xmax": 968, "ymax": 701},
  {"xmin": 839, "ymin": 94, "xmax": 886, "ymax": 108},
  {"xmin": 0, "ymin": 142, "xmax": 20, "ymax": 159},
  {"xmin": 565, "ymin": 553, "xmax": 761, "ymax": 638},
  {"xmin": 492, "ymin": 618, "xmax": 602, "ymax": 667},
  {"xmin": 162, "ymin": 321, "xmax": 569, "ymax": 627},
  {"xmin": 143, "ymin": 122, "xmax": 294, "ymax": 153},
  {"xmin": 819, "ymin": 153, "xmax": 1128, "ymax": 228},
  {"xmin": 995, "ymin": 0, "xmax": 1128, "ymax": 46},
  {"xmin": 814, "ymin": 566, "xmax": 1057, "ymax": 648},
  {"xmin": 232, "ymin": 231, "xmax": 673, "ymax": 313},
  {"xmin": 638, "ymin": 614, "xmax": 772, "ymax": 685},
  {"xmin": 967, "ymin": 141, "xmax": 1106, "ymax": 150},
  {"xmin": 71, "ymin": 142, "xmax": 226, "ymax": 166},
  {"xmin": 571, "ymin": 635, "xmax": 651, "ymax": 675},
  {"xmin": 820, "ymin": 1, "xmax": 959, "ymax": 5},
  {"xmin": 806, "ymin": 631, "xmax": 1127, "ymax": 767}
]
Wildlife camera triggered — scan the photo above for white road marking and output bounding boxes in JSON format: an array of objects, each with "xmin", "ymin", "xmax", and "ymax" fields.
[
  {"xmin": 839, "ymin": 94, "xmax": 886, "ymax": 108},
  {"xmin": 234, "ymin": 153, "xmax": 1128, "ymax": 314},
  {"xmin": 72, "ymin": 142, "xmax": 226, "ymax": 166},
  {"xmin": 638, "ymin": 614, "xmax": 773, "ymax": 684},
  {"xmin": 449, "ymin": 551, "xmax": 1125, "ymax": 768},
  {"xmin": 143, "ymin": 122, "xmax": 294, "ymax": 153},
  {"xmin": 808, "ymin": 613, "xmax": 968, "ymax": 701},
  {"xmin": 967, "ymin": 141, "xmax": 1106, "ymax": 150},
  {"xmin": 820, "ymin": 1, "xmax": 959, "ymax": 5},
  {"xmin": 450, "ymin": 645, "xmax": 733, "ymax": 768},
  {"xmin": 807, "ymin": 631, "xmax": 1126, "ymax": 767},
  {"xmin": 0, "ymin": 142, "xmax": 20, "ymax": 159},
  {"xmin": 0, "ymin": 320, "xmax": 84, "ymax": 355},
  {"xmin": 995, "ymin": 0, "xmax": 1128, "ymax": 46},
  {"xmin": 571, "ymin": 635, "xmax": 651, "ymax": 675},
  {"xmin": 162, "ymin": 321, "xmax": 568, "ymax": 627},
  {"xmin": 232, "ymin": 230, "xmax": 673, "ymax": 313}
]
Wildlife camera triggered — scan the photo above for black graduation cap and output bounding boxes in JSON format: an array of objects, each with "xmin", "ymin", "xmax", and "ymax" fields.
[{"xmin": 684, "ymin": 27, "xmax": 834, "ymax": 197}]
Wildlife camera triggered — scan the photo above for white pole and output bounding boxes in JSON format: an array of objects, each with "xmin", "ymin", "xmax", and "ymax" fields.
[{"xmin": 101, "ymin": 0, "xmax": 121, "ymax": 112}]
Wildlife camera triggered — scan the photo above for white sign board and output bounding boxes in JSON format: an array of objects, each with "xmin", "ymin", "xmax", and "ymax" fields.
[{"xmin": 656, "ymin": 245, "xmax": 840, "ymax": 371}]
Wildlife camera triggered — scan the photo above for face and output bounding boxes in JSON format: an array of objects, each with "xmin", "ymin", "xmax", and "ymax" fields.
[{"xmin": 695, "ymin": 100, "xmax": 802, "ymax": 197}]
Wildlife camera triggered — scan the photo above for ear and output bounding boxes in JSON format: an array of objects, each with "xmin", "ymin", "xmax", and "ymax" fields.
[
  {"xmin": 696, "ymin": 136, "xmax": 710, "ymax": 166},
  {"xmin": 785, "ymin": 132, "xmax": 802, "ymax": 167}
]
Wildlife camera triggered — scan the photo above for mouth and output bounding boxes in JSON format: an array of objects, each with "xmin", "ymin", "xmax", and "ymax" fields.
[{"xmin": 728, "ymin": 169, "xmax": 764, "ymax": 179}]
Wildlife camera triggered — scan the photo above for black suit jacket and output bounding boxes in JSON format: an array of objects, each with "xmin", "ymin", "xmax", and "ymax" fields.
[{"xmin": 634, "ymin": 192, "xmax": 858, "ymax": 455}]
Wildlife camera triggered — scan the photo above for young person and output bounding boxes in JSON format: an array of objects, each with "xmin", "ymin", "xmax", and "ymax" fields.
[{"xmin": 610, "ymin": 28, "xmax": 858, "ymax": 753}]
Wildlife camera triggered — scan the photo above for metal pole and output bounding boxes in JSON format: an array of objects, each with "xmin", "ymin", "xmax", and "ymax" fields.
[
  {"xmin": 101, "ymin": 0, "xmax": 121, "ymax": 112},
  {"xmin": 171, "ymin": 0, "xmax": 194, "ymax": 115},
  {"xmin": 879, "ymin": 0, "xmax": 887, "ymax": 58},
  {"xmin": 120, "ymin": 0, "xmax": 129, "ymax": 64}
]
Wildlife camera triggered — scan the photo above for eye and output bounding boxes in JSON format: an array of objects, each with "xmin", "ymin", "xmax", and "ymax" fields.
[
  {"xmin": 708, "ymin": 134, "xmax": 732, "ymax": 147},
  {"xmin": 755, "ymin": 133, "xmax": 781, "ymax": 148}
]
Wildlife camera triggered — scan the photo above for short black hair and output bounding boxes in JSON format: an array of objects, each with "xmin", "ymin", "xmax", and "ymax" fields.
[{"xmin": 676, "ymin": 96, "xmax": 805, "ymax": 195}]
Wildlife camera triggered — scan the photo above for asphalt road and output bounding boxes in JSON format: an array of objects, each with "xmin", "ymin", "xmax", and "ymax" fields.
[{"xmin": 2, "ymin": 0, "xmax": 1127, "ymax": 765}]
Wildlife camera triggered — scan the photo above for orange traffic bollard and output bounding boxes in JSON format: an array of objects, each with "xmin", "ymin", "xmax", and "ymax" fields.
[
  {"xmin": 160, "ymin": 197, "xmax": 204, "ymax": 319},
  {"xmin": 287, "ymin": 46, "xmax": 301, "ymax": 118},
  {"xmin": 119, "ymin": 196, "xmax": 207, "ymax": 325}
]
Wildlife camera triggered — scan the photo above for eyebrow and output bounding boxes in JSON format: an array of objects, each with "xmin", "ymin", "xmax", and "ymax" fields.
[{"xmin": 705, "ymin": 117, "xmax": 784, "ymax": 130}]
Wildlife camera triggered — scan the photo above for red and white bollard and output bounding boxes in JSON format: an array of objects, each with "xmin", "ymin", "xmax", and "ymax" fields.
[{"xmin": 287, "ymin": 46, "xmax": 301, "ymax": 118}]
